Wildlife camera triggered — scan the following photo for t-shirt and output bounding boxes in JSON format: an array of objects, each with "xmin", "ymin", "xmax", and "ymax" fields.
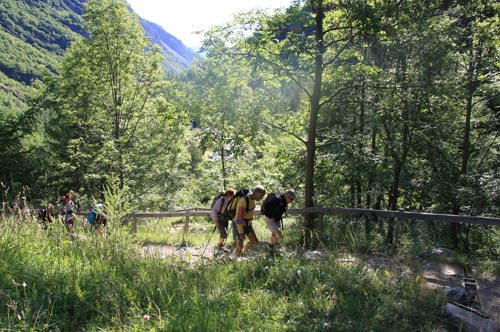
[
  {"xmin": 211, "ymin": 196, "xmax": 231, "ymax": 222},
  {"xmin": 235, "ymin": 195, "xmax": 256, "ymax": 234}
]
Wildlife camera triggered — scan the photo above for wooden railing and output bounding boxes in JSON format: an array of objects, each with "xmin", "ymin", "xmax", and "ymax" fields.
[{"xmin": 125, "ymin": 207, "xmax": 500, "ymax": 244}]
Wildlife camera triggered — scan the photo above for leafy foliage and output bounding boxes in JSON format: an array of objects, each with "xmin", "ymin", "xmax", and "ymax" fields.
[{"xmin": 28, "ymin": 0, "xmax": 185, "ymax": 209}]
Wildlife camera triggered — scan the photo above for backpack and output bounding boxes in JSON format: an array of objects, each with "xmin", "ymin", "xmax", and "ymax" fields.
[
  {"xmin": 87, "ymin": 203, "xmax": 104, "ymax": 226},
  {"xmin": 223, "ymin": 188, "xmax": 250, "ymax": 220},
  {"xmin": 210, "ymin": 192, "xmax": 224, "ymax": 215},
  {"xmin": 261, "ymin": 193, "xmax": 278, "ymax": 217}
]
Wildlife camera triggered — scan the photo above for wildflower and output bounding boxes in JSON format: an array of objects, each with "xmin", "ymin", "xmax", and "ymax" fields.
[
  {"xmin": 21, "ymin": 282, "xmax": 27, "ymax": 288},
  {"xmin": 143, "ymin": 314, "xmax": 150, "ymax": 321}
]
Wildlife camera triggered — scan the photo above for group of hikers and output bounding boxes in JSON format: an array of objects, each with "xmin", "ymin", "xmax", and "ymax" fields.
[
  {"xmin": 2, "ymin": 192, "xmax": 108, "ymax": 234},
  {"xmin": 211, "ymin": 186, "xmax": 296, "ymax": 257},
  {"xmin": 40, "ymin": 193, "xmax": 107, "ymax": 233},
  {"xmin": 3, "ymin": 186, "xmax": 296, "ymax": 256}
]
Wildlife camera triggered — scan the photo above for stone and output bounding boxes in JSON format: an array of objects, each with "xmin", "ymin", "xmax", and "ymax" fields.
[{"xmin": 445, "ymin": 303, "xmax": 499, "ymax": 332}]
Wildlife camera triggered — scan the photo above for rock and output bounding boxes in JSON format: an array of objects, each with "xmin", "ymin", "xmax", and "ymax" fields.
[
  {"xmin": 431, "ymin": 248, "xmax": 455, "ymax": 257},
  {"xmin": 445, "ymin": 303, "xmax": 499, "ymax": 332},
  {"xmin": 303, "ymin": 250, "xmax": 325, "ymax": 261},
  {"xmin": 444, "ymin": 286, "xmax": 468, "ymax": 303}
]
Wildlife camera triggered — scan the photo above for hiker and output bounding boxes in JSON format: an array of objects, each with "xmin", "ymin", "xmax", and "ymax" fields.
[
  {"xmin": 19, "ymin": 196, "xmax": 31, "ymax": 220},
  {"xmin": 38, "ymin": 203, "xmax": 56, "ymax": 229},
  {"xmin": 61, "ymin": 193, "xmax": 76, "ymax": 232},
  {"xmin": 211, "ymin": 188, "xmax": 235, "ymax": 251},
  {"xmin": 262, "ymin": 189, "xmax": 296, "ymax": 246},
  {"xmin": 233, "ymin": 185, "xmax": 267, "ymax": 257},
  {"xmin": 87, "ymin": 202, "xmax": 107, "ymax": 236}
]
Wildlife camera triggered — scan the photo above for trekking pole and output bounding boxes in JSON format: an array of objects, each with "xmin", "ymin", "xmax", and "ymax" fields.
[{"xmin": 201, "ymin": 225, "xmax": 217, "ymax": 258}]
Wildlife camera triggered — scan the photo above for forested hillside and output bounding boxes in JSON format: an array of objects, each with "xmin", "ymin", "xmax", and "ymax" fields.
[{"xmin": 0, "ymin": 0, "xmax": 194, "ymax": 93}]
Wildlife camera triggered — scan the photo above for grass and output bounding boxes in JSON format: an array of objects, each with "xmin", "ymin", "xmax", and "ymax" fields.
[
  {"xmin": 134, "ymin": 215, "xmax": 284, "ymax": 247},
  {"xmin": 0, "ymin": 215, "xmax": 449, "ymax": 331}
]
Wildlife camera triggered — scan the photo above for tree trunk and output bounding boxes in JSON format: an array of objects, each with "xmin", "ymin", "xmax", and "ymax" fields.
[
  {"xmin": 386, "ymin": 54, "xmax": 410, "ymax": 246},
  {"xmin": 303, "ymin": 0, "xmax": 325, "ymax": 247}
]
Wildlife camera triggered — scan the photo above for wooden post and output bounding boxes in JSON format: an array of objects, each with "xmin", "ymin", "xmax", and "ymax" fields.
[
  {"xmin": 181, "ymin": 214, "xmax": 190, "ymax": 247},
  {"xmin": 394, "ymin": 215, "xmax": 403, "ymax": 247},
  {"xmin": 131, "ymin": 211, "xmax": 138, "ymax": 234}
]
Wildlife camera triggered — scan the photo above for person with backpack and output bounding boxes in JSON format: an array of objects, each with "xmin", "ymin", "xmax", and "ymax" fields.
[
  {"xmin": 261, "ymin": 189, "xmax": 296, "ymax": 246},
  {"xmin": 232, "ymin": 185, "xmax": 267, "ymax": 257},
  {"xmin": 38, "ymin": 203, "xmax": 56, "ymax": 229},
  {"xmin": 211, "ymin": 188, "xmax": 235, "ymax": 251},
  {"xmin": 87, "ymin": 202, "xmax": 107, "ymax": 236}
]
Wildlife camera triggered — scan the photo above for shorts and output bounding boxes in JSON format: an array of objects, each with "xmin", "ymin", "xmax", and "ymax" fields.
[
  {"xmin": 232, "ymin": 220, "xmax": 255, "ymax": 240},
  {"xmin": 265, "ymin": 217, "xmax": 281, "ymax": 232},
  {"xmin": 217, "ymin": 215, "xmax": 229, "ymax": 238}
]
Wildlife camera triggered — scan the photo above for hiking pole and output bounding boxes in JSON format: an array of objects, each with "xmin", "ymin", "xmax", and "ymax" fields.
[{"xmin": 201, "ymin": 225, "xmax": 217, "ymax": 258}]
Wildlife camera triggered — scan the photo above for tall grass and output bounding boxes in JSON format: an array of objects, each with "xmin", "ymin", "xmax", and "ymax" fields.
[{"xmin": 0, "ymin": 216, "xmax": 447, "ymax": 332}]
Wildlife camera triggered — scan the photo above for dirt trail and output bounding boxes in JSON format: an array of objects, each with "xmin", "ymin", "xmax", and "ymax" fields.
[{"xmin": 141, "ymin": 244, "xmax": 216, "ymax": 262}]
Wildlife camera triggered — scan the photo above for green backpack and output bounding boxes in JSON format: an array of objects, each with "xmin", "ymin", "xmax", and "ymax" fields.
[{"xmin": 223, "ymin": 188, "xmax": 250, "ymax": 220}]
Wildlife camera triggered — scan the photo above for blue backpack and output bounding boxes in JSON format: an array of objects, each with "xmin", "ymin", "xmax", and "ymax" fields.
[{"xmin": 87, "ymin": 203, "xmax": 104, "ymax": 225}]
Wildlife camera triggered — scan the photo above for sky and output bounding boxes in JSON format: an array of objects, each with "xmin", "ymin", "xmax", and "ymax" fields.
[{"xmin": 125, "ymin": 0, "xmax": 292, "ymax": 48}]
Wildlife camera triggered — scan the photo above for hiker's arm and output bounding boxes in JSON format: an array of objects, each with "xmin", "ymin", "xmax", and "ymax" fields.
[{"xmin": 211, "ymin": 199, "xmax": 222, "ymax": 223}]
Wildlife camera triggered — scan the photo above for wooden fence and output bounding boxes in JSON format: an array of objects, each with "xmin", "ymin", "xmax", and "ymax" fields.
[{"xmin": 125, "ymin": 207, "xmax": 500, "ymax": 245}]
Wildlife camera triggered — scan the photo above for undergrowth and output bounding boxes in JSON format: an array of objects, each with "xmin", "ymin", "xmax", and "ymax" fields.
[{"xmin": 0, "ymin": 217, "xmax": 448, "ymax": 332}]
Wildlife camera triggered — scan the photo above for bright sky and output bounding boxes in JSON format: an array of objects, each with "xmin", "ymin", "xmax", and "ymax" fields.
[{"xmin": 126, "ymin": 0, "xmax": 291, "ymax": 48}]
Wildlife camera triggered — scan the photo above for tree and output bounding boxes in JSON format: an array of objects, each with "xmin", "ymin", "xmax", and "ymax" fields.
[
  {"xmin": 202, "ymin": 0, "xmax": 366, "ymax": 244},
  {"xmin": 35, "ymin": 0, "xmax": 183, "ymax": 205},
  {"xmin": 446, "ymin": 0, "xmax": 500, "ymax": 247}
]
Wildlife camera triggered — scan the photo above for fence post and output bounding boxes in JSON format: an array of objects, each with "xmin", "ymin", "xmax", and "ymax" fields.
[
  {"xmin": 131, "ymin": 211, "xmax": 138, "ymax": 234},
  {"xmin": 181, "ymin": 213, "xmax": 190, "ymax": 247}
]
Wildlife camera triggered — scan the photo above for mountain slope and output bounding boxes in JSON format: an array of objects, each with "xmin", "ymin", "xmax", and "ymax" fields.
[
  {"xmin": 0, "ymin": 0, "xmax": 195, "ymax": 113},
  {"xmin": 140, "ymin": 18, "xmax": 195, "ymax": 72}
]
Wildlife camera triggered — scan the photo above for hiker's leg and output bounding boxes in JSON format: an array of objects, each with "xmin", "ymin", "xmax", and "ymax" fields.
[
  {"xmin": 217, "ymin": 219, "xmax": 228, "ymax": 247},
  {"xmin": 235, "ymin": 238, "xmax": 244, "ymax": 257},
  {"xmin": 65, "ymin": 218, "xmax": 73, "ymax": 232},
  {"xmin": 243, "ymin": 225, "xmax": 258, "ymax": 252},
  {"xmin": 232, "ymin": 220, "xmax": 243, "ymax": 257},
  {"xmin": 265, "ymin": 217, "xmax": 281, "ymax": 244},
  {"xmin": 271, "ymin": 231, "xmax": 278, "ymax": 244},
  {"xmin": 244, "ymin": 232, "xmax": 258, "ymax": 252}
]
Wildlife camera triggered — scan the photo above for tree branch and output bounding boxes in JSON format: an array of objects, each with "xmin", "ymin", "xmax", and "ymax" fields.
[{"xmin": 262, "ymin": 120, "xmax": 307, "ymax": 145}]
